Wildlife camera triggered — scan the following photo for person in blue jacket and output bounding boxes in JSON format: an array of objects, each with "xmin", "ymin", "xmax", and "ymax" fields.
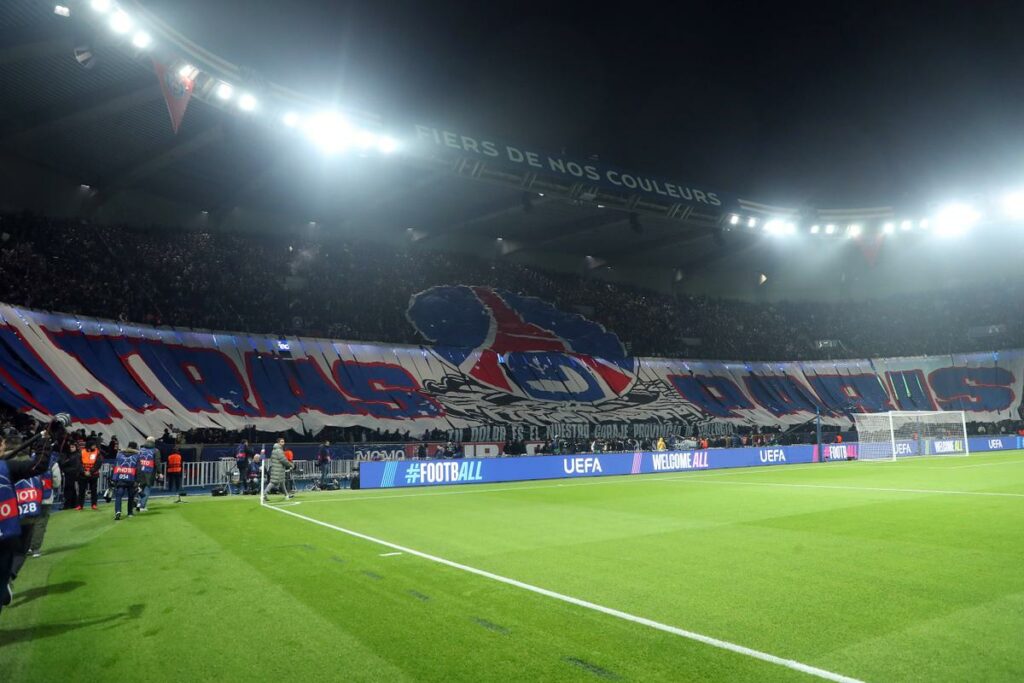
[{"xmin": 111, "ymin": 443, "xmax": 140, "ymax": 521}]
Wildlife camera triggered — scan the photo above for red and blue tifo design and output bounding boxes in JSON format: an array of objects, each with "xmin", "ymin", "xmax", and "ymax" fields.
[{"xmin": 407, "ymin": 286, "xmax": 636, "ymax": 403}]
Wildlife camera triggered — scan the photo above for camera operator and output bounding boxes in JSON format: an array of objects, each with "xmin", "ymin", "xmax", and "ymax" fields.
[
  {"xmin": 111, "ymin": 442, "xmax": 139, "ymax": 521},
  {"xmin": 135, "ymin": 437, "xmax": 160, "ymax": 512},
  {"xmin": 1, "ymin": 416, "xmax": 68, "ymax": 615}
]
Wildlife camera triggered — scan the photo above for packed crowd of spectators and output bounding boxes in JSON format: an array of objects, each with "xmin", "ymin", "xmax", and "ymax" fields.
[{"xmin": 1, "ymin": 212, "xmax": 1021, "ymax": 361}]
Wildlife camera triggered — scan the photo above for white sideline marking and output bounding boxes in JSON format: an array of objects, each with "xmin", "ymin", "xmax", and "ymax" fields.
[
  {"xmin": 671, "ymin": 478, "xmax": 1024, "ymax": 499},
  {"xmin": 263, "ymin": 503, "xmax": 863, "ymax": 683},
  {"xmin": 301, "ymin": 464, "xmax": 831, "ymax": 505},
  {"xmin": 945, "ymin": 458, "xmax": 1024, "ymax": 470},
  {"xmin": 379, "ymin": 551, "xmax": 403, "ymax": 557}
]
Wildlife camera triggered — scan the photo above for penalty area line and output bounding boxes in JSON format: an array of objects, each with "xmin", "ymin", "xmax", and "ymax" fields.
[{"xmin": 263, "ymin": 503, "xmax": 863, "ymax": 683}]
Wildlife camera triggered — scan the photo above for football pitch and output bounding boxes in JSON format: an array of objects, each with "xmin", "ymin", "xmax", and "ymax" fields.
[{"xmin": 4, "ymin": 453, "xmax": 1024, "ymax": 682}]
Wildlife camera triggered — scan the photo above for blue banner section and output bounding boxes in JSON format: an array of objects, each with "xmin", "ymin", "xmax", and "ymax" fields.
[
  {"xmin": 360, "ymin": 445, "xmax": 816, "ymax": 489},
  {"xmin": 967, "ymin": 435, "xmax": 1022, "ymax": 452}
]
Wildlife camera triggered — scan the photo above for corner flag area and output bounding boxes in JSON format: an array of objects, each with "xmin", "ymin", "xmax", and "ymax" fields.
[{"xmin": 5, "ymin": 453, "xmax": 1024, "ymax": 681}]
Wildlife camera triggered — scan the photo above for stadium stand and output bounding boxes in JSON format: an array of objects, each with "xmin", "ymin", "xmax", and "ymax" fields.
[{"xmin": 1, "ymin": 212, "xmax": 1021, "ymax": 362}]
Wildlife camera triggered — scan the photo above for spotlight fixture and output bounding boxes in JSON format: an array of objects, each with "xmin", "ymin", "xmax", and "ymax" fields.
[
  {"xmin": 109, "ymin": 10, "xmax": 132, "ymax": 34},
  {"xmin": 238, "ymin": 93, "xmax": 257, "ymax": 111}
]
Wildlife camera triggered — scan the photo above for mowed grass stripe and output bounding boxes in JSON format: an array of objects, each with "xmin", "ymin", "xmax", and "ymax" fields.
[{"xmin": 264, "ymin": 501, "xmax": 864, "ymax": 683}]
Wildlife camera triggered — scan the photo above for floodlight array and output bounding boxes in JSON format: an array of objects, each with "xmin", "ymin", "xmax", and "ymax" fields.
[{"xmin": 80, "ymin": 0, "xmax": 399, "ymax": 156}]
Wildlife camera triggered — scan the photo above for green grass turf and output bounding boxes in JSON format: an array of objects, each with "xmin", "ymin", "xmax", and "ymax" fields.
[{"xmin": 3, "ymin": 452, "xmax": 1024, "ymax": 681}]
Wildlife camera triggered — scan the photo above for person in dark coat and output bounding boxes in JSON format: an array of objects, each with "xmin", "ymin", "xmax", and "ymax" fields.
[{"xmin": 261, "ymin": 439, "xmax": 293, "ymax": 502}]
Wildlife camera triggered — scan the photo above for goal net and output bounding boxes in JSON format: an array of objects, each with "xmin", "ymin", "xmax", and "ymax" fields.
[{"xmin": 853, "ymin": 410, "xmax": 969, "ymax": 461}]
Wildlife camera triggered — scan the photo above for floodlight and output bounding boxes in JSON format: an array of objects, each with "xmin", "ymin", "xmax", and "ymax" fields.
[
  {"xmin": 303, "ymin": 112, "xmax": 355, "ymax": 154},
  {"xmin": 810, "ymin": 224, "xmax": 820, "ymax": 234},
  {"xmin": 131, "ymin": 31, "xmax": 151, "ymax": 49},
  {"xmin": 178, "ymin": 63, "xmax": 199, "ymax": 81},
  {"xmin": 747, "ymin": 217, "xmax": 757, "ymax": 228},
  {"xmin": 847, "ymin": 224, "xmax": 862, "ymax": 238},
  {"xmin": 355, "ymin": 130, "xmax": 377, "ymax": 149},
  {"xmin": 825, "ymin": 224, "xmax": 836, "ymax": 234},
  {"xmin": 377, "ymin": 136, "xmax": 399, "ymax": 154},
  {"xmin": 215, "ymin": 82, "xmax": 234, "ymax": 100},
  {"xmin": 238, "ymin": 93, "xmax": 257, "ymax": 111},
  {"xmin": 900, "ymin": 220, "xmax": 913, "ymax": 231},
  {"xmin": 764, "ymin": 219, "xmax": 784, "ymax": 235},
  {"xmin": 933, "ymin": 202, "xmax": 979, "ymax": 236},
  {"xmin": 883, "ymin": 222, "xmax": 895, "ymax": 234},
  {"xmin": 90, "ymin": 0, "xmax": 112, "ymax": 12},
  {"xmin": 54, "ymin": 5, "xmax": 71, "ymax": 17},
  {"xmin": 728, "ymin": 214, "xmax": 740, "ymax": 225},
  {"xmin": 1001, "ymin": 190, "xmax": 1024, "ymax": 219},
  {"xmin": 109, "ymin": 10, "xmax": 132, "ymax": 33},
  {"xmin": 919, "ymin": 218, "xmax": 929, "ymax": 228},
  {"xmin": 282, "ymin": 112, "xmax": 300, "ymax": 128}
]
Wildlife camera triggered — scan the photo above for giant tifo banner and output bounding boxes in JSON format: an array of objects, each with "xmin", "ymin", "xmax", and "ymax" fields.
[{"xmin": 0, "ymin": 289, "xmax": 1021, "ymax": 443}]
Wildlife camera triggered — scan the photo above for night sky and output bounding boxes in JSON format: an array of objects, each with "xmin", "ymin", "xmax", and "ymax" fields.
[{"xmin": 141, "ymin": 0, "xmax": 1024, "ymax": 208}]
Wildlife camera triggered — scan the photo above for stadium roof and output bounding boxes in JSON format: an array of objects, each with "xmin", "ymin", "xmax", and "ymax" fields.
[
  {"xmin": 1, "ymin": 0, "xmax": 1021, "ymax": 300},
  {"xmin": 0, "ymin": 3, "xmax": 902, "ymax": 269}
]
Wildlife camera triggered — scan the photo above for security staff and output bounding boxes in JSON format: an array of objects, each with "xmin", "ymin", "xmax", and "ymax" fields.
[
  {"xmin": 234, "ymin": 440, "xmax": 253, "ymax": 495},
  {"xmin": 111, "ymin": 443, "xmax": 139, "ymax": 521},
  {"xmin": 166, "ymin": 451, "xmax": 183, "ymax": 502},
  {"xmin": 77, "ymin": 439, "xmax": 102, "ymax": 510},
  {"xmin": 60, "ymin": 439, "xmax": 82, "ymax": 509},
  {"xmin": 135, "ymin": 437, "xmax": 161, "ymax": 512},
  {"xmin": 317, "ymin": 441, "xmax": 333, "ymax": 485}
]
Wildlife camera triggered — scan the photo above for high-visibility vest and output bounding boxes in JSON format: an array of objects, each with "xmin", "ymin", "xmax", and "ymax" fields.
[
  {"xmin": 285, "ymin": 450, "xmax": 294, "ymax": 462},
  {"xmin": 81, "ymin": 447, "xmax": 100, "ymax": 471},
  {"xmin": 167, "ymin": 454, "xmax": 182, "ymax": 473}
]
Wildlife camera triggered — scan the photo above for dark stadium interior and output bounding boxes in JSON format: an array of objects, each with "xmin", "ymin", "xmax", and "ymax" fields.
[{"xmin": 3, "ymin": 2, "xmax": 1024, "ymax": 680}]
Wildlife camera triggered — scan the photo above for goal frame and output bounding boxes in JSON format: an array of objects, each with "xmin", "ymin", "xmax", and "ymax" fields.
[{"xmin": 863, "ymin": 410, "xmax": 970, "ymax": 461}]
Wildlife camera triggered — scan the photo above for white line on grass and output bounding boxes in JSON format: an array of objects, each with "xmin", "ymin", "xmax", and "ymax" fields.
[
  {"xmin": 300, "ymin": 464, "xmax": 831, "ymax": 505},
  {"xmin": 379, "ymin": 551, "xmax": 403, "ymax": 557},
  {"xmin": 944, "ymin": 458, "xmax": 1024, "ymax": 470},
  {"xmin": 298, "ymin": 459, "xmax": 1024, "ymax": 505},
  {"xmin": 669, "ymin": 478, "xmax": 1024, "ymax": 498},
  {"xmin": 263, "ymin": 502, "xmax": 863, "ymax": 683}
]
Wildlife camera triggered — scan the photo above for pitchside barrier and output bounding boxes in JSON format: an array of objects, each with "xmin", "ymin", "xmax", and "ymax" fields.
[
  {"xmin": 92, "ymin": 458, "xmax": 357, "ymax": 494},
  {"xmin": 361, "ymin": 436, "xmax": 1024, "ymax": 490}
]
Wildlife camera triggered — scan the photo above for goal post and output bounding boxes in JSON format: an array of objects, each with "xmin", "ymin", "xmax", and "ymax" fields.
[{"xmin": 853, "ymin": 410, "xmax": 970, "ymax": 461}]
